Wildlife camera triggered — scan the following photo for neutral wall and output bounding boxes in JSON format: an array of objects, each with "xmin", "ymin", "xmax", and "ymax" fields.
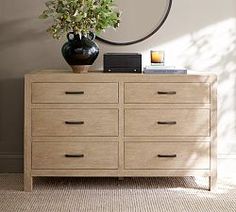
[{"xmin": 0, "ymin": 0, "xmax": 236, "ymax": 175}]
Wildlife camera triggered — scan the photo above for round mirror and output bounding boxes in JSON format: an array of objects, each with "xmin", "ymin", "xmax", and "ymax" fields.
[{"xmin": 96, "ymin": 0, "xmax": 172, "ymax": 45}]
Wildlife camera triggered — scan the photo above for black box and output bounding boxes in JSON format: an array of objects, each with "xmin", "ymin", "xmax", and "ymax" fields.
[{"xmin": 103, "ymin": 53, "xmax": 142, "ymax": 73}]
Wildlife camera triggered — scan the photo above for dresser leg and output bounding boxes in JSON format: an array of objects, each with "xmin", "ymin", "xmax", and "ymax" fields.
[
  {"xmin": 209, "ymin": 176, "xmax": 217, "ymax": 191},
  {"xmin": 24, "ymin": 175, "xmax": 33, "ymax": 192}
]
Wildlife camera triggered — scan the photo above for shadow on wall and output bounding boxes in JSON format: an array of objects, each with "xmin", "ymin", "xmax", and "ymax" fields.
[
  {"xmin": 0, "ymin": 78, "xmax": 24, "ymax": 153},
  {"xmin": 0, "ymin": 16, "xmax": 67, "ymax": 168},
  {"xmin": 184, "ymin": 19, "xmax": 236, "ymax": 155},
  {"xmin": 0, "ymin": 17, "xmax": 66, "ymax": 74},
  {"xmin": 140, "ymin": 18, "xmax": 236, "ymax": 155},
  {"xmin": 0, "ymin": 0, "xmax": 68, "ymax": 173},
  {"xmin": 0, "ymin": 18, "xmax": 47, "ymax": 50}
]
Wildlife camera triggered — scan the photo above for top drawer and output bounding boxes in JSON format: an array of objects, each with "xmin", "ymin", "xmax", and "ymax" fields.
[
  {"xmin": 32, "ymin": 83, "xmax": 118, "ymax": 104},
  {"xmin": 125, "ymin": 83, "xmax": 210, "ymax": 104}
]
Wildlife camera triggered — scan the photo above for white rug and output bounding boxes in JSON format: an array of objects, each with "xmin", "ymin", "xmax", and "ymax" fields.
[{"xmin": 0, "ymin": 174, "xmax": 236, "ymax": 212}]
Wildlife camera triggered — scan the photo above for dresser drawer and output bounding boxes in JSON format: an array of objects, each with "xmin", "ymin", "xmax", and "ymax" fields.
[
  {"xmin": 32, "ymin": 83, "xmax": 118, "ymax": 104},
  {"xmin": 125, "ymin": 83, "xmax": 209, "ymax": 104},
  {"xmin": 32, "ymin": 109, "xmax": 118, "ymax": 137},
  {"xmin": 125, "ymin": 109, "xmax": 210, "ymax": 137},
  {"xmin": 125, "ymin": 142, "xmax": 210, "ymax": 169},
  {"xmin": 32, "ymin": 142, "xmax": 118, "ymax": 169}
]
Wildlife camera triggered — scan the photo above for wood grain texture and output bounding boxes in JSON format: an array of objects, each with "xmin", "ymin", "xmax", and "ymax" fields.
[
  {"xmin": 32, "ymin": 169, "xmax": 210, "ymax": 177},
  {"xmin": 32, "ymin": 104, "xmax": 118, "ymax": 109},
  {"xmin": 125, "ymin": 109, "xmax": 210, "ymax": 137},
  {"xmin": 125, "ymin": 83, "xmax": 210, "ymax": 104},
  {"xmin": 124, "ymin": 137, "xmax": 211, "ymax": 142},
  {"xmin": 125, "ymin": 142, "xmax": 210, "ymax": 169},
  {"xmin": 118, "ymin": 81, "xmax": 124, "ymax": 170},
  {"xmin": 32, "ymin": 109, "xmax": 118, "ymax": 137},
  {"xmin": 210, "ymin": 77, "xmax": 217, "ymax": 191},
  {"xmin": 32, "ymin": 142, "xmax": 118, "ymax": 170},
  {"xmin": 32, "ymin": 137, "xmax": 119, "ymax": 142},
  {"xmin": 124, "ymin": 104, "xmax": 211, "ymax": 109},
  {"xmin": 24, "ymin": 70, "xmax": 217, "ymax": 191},
  {"xmin": 32, "ymin": 82, "xmax": 118, "ymax": 104},
  {"xmin": 24, "ymin": 75, "xmax": 32, "ymax": 192}
]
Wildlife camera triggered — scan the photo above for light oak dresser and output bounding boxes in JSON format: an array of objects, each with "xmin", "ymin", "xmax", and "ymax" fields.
[{"xmin": 24, "ymin": 70, "xmax": 217, "ymax": 191}]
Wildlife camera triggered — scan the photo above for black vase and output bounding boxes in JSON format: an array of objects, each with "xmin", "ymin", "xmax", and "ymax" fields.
[{"xmin": 62, "ymin": 32, "xmax": 99, "ymax": 73}]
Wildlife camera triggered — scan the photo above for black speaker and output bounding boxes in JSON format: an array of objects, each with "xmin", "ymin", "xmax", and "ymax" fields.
[{"xmin": 103, "ymin": 53, "xmax": 142, "ymax": 73}]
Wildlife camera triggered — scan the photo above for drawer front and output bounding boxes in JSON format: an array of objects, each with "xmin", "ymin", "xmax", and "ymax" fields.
[
  {"xmin": 125, "ymin": 83, "xmax": 209, "ymax": 104},
  {"xmin": 32, "ymin": 109, "xmax": 118, "ymax": 137},
  {"xmin": 32, "ymin": 83, "xmax": 118, "ymax": 103},
  {"xmin": 32, "ymin": 142, "xmax": 118, "ymax": 169},
  {"xmin": 125, "ymin": 142, "xmax": 210, "ymax": 169},
  {"xmin": 125, "ymin": 109, "xmax": 210, "ymax": 137}
]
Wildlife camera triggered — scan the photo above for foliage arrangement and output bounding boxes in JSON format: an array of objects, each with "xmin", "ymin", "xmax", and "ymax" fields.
[{"xmin": 40, "ymin": 0, "xmax": 120, "ymax": 39}]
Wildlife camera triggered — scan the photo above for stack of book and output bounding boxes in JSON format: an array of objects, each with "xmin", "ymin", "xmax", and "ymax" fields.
[{"xmin": 143, "ymin": 66, "xmax": 187, "ymax": 74}]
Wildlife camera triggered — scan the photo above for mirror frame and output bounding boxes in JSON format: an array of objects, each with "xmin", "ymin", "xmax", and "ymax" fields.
[{"xmin": 96, "ymin": 0, "xmax": 172, "ymax": 46}]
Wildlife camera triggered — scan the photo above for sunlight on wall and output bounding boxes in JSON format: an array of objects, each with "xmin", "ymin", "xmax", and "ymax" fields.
[
  {"xmin": 143, "ymin": 18, "xmax": 236, "ymax": 155},
  {"xmin": 142, "ymin": 18, "xmax": 236, "ymax": 69}
]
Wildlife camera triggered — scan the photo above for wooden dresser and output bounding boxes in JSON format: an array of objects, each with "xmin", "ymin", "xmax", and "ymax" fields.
[{"xmin": 24, "ymin": 70, "xmax": 217, "ymax": 191}]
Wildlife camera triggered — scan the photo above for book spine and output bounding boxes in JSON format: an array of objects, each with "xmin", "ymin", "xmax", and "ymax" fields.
[{"xmin": 143, "ymin": 69, "xmax": 187, "ymax": 74}]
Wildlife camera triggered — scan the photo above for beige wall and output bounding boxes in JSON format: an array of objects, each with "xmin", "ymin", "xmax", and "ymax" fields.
[{"xmin": 0, "ymin": 0, "xmax": 236, "ymax": 175}]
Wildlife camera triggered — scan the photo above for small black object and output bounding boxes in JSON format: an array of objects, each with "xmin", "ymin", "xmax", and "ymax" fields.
[
  {"xmin": 157, "ymin": 154, "xmax": 177, "ymax": 158},
  {"xmin": 157, "ymin": 91, "xmax": 176, "ymax": 95},
  {"xmin": 65, "ymin": 154, "xmax": 84, "ymax": 158},
  {"xmin": 103, "ymin": 53, "xmax": 142, "ymax": 73},
  {"xmin": 157, "ymin": 121, "xmax": 177, "ymax": 125},
  {"xmin": 65, "ymin": 91, "xmax": 84, "ymax": 95},
  {"xmin": 65, "ymin": 121, "xmax": 84, "ymax": 125}
]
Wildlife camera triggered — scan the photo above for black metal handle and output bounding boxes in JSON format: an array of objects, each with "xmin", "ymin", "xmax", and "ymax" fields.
[
  {"xmin": 65, "ymin": 154, "xmax": 84, "ymax": 158},
  {"xmin": 157, "ymin": 154, "xmax": 177, "ymax": 158},
  {"xmin": 157, "ymin": 91, "xmax": 176, "ymax": 95},
  {"xmin": 157, "ymin": 121, "xmax": 176, "ymax": 125},
  {"xmin": 65, "ymin": 121, "xmax": 84, "ymax": 125},
  {"xmin": 65, "ymin": 91, "xmax": 84, "ymax": 95}
]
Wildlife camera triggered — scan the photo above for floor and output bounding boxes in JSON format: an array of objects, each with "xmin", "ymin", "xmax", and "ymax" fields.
[{"xmin": 0, "ymin": 174, "xmax": 236, "ymax": 212}]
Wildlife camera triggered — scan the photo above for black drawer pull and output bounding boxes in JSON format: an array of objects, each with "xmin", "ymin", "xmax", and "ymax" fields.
[
  {"xmin": 157, "ymin": 91, "xmax": 176, "ymax": 95},
  {"xmin": 157, "ymin": 121, "xmax": 176, "ymax": 125},
  {"xmin": 157, "ymin": 154, "xmax": 177, "ymax": 158},
  {"xmin": 65, "ymin": 91, "xmax": 84, "ymax": 95},
  {"xmin": 65, "ymin": 154, "xmax": 84, "ymax": 158},
  {"xmin": 65, "ymin": 121, "xmax": 84, "ymax": 125}
]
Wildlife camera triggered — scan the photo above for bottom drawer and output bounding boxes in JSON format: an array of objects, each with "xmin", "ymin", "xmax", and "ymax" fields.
[
  {"xmin": 125, "ymin": 142, "xmax": 210, "ymax": 170},
  {"xmin": 32, "ymin": 142, "xmax": 118, "ymax": 169}
]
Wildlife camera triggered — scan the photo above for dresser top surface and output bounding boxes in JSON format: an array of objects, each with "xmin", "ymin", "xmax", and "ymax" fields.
[{"xmin": 25, "ymin": 69, "xmax": 217, "ymax": 83}]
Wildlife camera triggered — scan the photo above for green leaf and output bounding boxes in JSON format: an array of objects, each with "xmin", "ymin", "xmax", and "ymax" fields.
[
  {"xmin": 40, "ymin": 0, "xmax": 121, "ymax": 39},
  {"xmin": 39, "ymin": 13, "xmax": 48, "ymax": 19}
]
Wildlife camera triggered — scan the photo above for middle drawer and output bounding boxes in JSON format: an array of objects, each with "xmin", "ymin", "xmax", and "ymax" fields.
[
  {"xmin": 125, "ymin": 109, "xmax": 210, "ymax": 137},
  {"xmin": 32, "ymin": 109, "xmax": 118, "ymax": 137}
]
